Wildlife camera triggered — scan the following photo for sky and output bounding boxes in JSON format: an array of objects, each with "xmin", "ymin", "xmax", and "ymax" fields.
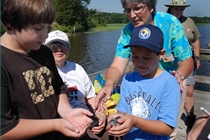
[{"xmin": 88, "ymin": 0, "xmax": 210, "ymax": 17}]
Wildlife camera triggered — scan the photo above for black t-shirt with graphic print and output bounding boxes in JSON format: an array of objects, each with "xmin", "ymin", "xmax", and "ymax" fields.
[{"xmin": 1, "ymin": 45, "xmax": 69, "ymax": 139}]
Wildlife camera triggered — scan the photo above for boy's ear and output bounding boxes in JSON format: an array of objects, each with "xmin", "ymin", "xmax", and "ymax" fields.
[
  {"xmin": 150, "ymin": 8, "xmax": 154, "ymax": 13},
  {"xmin": 159, "ymin": 49, "xmax": 166, "ymax": 59}
]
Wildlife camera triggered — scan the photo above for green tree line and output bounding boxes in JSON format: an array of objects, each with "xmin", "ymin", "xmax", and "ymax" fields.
[
  {"xmin": 51, "ymin": 0, "xmax": 129, "ymax": 33},
  {"xmin": 190, "ymin": 17, "xmax": 210, "ymax": 24},
  {"xmin": 1, "ymin": 0, "xmax": 210, "ymax": 35}
]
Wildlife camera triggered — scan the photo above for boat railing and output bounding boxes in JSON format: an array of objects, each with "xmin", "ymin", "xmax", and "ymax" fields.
[
  {"xmin": 200, "ymin": 48, "xmax": 210, "ymax": 61},
  {"xmin": 88, "ymin": 48, "xmax": 210, "ymax": 83}
]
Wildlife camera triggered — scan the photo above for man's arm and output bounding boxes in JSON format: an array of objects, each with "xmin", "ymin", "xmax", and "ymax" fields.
[
  {"xmin": 171, "ymin": 57, "xmax": 194, "ymax": 91},
  {"xmin": 105, "ymin": 57, "xmax": 129, "ymax": 88},
  {"xmin": 177, "ymin": 57, "xmax": 194, "ymax": 79},
  {"xmin": 95, "ymin": 57, "xmax": 129, "ymax": 109},
  {"xmin": 193, "ymin": 39, "xmax": 201, "ymax": 68},
  {"xmin": 95, "ymin": 23, "xmax": 132, "ymax": 109}
]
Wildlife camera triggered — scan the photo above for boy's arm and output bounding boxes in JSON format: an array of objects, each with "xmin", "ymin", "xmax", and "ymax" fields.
[
  {"xmin": 87, "ymin": 97, "xmax": 97, "ymax": 110},
  {"xmin": 57, "ymin": 91, "xmax": 73, "ymax": 117},
  {"xmin": 56, "ymin": 84, "xmax": 92, "ymax": 118},
  {"xmin": 132, "ymin": 115, "xmax": 174, "ymax": 135},
  {"xmin": 108, "ymin": 114, "xmax": 174, "ymax": 137},
  {"xmin": 1, "ymin": 118, "xmax": 80, "ymax": 139}
]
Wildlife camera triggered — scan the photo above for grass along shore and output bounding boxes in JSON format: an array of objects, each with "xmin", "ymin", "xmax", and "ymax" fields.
[
  {"xmin": 65, "ymin": 22, "xmax": 210, "ymax": 36},
  {"xmin": 85, "ymin": 22, "xmax": 210, "ymax": 34},
  {"xmin": 86, "ymin": 24, "xmax": 126, "ymax": 33}
]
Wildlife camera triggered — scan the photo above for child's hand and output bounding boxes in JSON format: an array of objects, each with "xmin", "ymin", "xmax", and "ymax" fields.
[
  {"xmin": 91, "ymin": 111, "xmax": 106, "ymax": 134},
  {"xmin": 55, "ymin": 118, "xmax": 86, "ymax": 138},
  {"xmin": 64, "ymin": 108, "xmax": 93, "ymax": 132},
  {"xmin": 106, "ymin": 113, "xmax": 125, "ymax": 128},
  {"xmin": 107, "ymin": 114, "xmax": 133, "ymax": 137}
]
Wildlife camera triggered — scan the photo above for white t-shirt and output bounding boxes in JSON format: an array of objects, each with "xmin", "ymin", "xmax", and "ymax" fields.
[{"xmin": 57, "ymin": 61, "xmax": 96, "ymax": 110}]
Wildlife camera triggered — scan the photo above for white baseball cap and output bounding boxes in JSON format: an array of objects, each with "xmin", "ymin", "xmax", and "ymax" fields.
[{"xmin": 45, "ymin": 30, "xmax": 70, "ymax": 47}]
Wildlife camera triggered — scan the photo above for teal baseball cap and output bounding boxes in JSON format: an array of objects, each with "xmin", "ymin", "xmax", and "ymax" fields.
[{"xmin": 124, "ymin": 24, "xmax": 163, "ymax": 53}]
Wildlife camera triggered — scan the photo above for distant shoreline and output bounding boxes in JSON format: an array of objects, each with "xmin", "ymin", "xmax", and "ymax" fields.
[
  {"xmin": 196, "ymin": 23, "xmax": 210, "ymax": 26},
  {"xmin": 67, "ymin": 23, "xmax": 210, "ymax": 36},
  {"xmin": 85, "ymin": 24, "xmax": 126, "ymax": 33},
  {"xmin": 84, "ymin": 23, "xmax": 210, "ymax": 33}
]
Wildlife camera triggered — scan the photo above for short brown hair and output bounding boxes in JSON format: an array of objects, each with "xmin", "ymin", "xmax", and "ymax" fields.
[{"xmin": 1, "ymin": 0, "xmax": 55, "ymax": 31}]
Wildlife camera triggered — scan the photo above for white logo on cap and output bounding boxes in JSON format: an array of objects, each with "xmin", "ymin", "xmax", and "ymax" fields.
[{"xmin": 138, "ymin": 27, "xmax": 151, "ymax": 39}]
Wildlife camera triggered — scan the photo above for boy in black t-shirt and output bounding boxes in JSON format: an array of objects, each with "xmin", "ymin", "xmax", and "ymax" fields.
[{"xmin": 1, "ymin": 0, "xmax": 93, "ymax": 139}]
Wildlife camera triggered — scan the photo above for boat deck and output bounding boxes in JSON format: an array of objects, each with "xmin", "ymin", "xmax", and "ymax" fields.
[
  {"xmin": 88, "ymin": 61, "xmax": 210, "ymax": 139},
  {"xmin": 176, "ymin": 75, "xmax": 210, "ymax": 140}
]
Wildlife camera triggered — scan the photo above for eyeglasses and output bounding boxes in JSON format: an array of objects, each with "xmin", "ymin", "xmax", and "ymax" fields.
[
  {"xmin": 48, "ymin": 44, "xmax": 68, "ymax": 51},
  {"xmin": 173, "ymin": 7, "xmax": 185, "ymax": 11},
  {"xmin": 124, "ymin": 4, "xmax": 146, "ymax": 14}
]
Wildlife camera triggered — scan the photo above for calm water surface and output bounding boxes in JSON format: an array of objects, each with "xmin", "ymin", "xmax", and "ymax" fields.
[
  {"xmin": 68, "ymin": 26, "xmax": 210, "ymax": 91},
  {"xmin": 194, "ymin": 25, "xmax": 210, "ymax": 91},
  {"xmin": 68, "ymin": 30, "xmax": 120, "ymax": 74}
]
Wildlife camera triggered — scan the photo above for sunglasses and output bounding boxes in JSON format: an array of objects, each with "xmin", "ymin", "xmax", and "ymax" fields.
[
  {"xmin": 48, "ymin": 44, "xmax": 68, "ymax": 51},
  {"xmin": 173, "ymin": 7, "xmax": 185, "ymax": 11}
]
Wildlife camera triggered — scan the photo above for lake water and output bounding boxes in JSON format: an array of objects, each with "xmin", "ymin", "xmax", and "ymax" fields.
[
  {"xmin": 68, "ymin": 25, "xmax": 210, "ymax": 91},
  {"xmin": 68, "ymin": 29, "xmax": 120, "ymax": 74},
  {"xmin": 194, "ymin": 25, "xmax": 210, "ymax": 91}
]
